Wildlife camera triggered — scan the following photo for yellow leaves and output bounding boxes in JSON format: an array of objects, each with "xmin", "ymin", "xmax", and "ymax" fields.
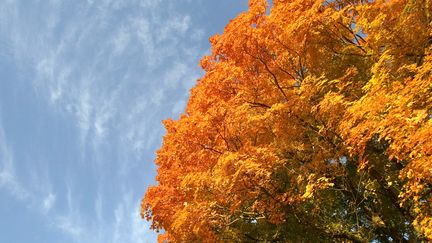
[
  {"xmin": 171, "ymin": 210, "xmax": 188, "ymax": 232},
  {"xmin": 316, "ymin": 92, "xmax": 347, "ymax": 128},
  {"xmin": 407, "ymin": 169, "xmax": 414, "ymax": 179},
  {"xmin": 302, "ymin": 184, "xmax": 314, "ymax": 199},
  {"xmin": 218, "ymin": 153, "xmax": 238, "ymax": 176},
  {"xmin": 413, "ymin": 216, "xmax": 432, "ymax": 241},
  {"xmin": 419, "ymin": 217, "xmax": 432, "ymax": 240},
  {"xmin": 369, "ymin": 12, "xmax": 387, "ymax": 30},
  {"xmin": 406, "ymin": 109, "xmax": 428, "ymax": 126},
  {"xmin": 363, "ymin": 50, "xmax": 394, "ymax": 90},
  {"xmin": 302, "ymin": 174, "xmax": 334, "ymax": 199}
]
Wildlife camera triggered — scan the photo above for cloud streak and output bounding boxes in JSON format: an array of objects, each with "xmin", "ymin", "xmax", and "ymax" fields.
[
  {"xmin": 42, "ymin": 193, "xmax": 56, "ymax": 213},
  {"xmin": 0, "ymin": 118, "xmax": 29, "ymax": 201},
  {"xmin": 0, "ymin": 0, "xmax": 224, "ymax": 242}
]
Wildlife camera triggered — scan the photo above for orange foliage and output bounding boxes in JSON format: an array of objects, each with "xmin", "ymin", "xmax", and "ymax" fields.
[{"xmin": 143, "ymin": 0, "xmax": 432, "ymax": 241}]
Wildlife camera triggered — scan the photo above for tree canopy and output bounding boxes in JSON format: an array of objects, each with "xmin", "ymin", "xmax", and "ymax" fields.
[{"xmin": 142, "ymin": 0, "xmax": 432, "ymax": 242}]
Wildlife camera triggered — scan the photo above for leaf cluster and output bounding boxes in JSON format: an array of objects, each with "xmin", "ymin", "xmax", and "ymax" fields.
[{"xmin": 143, "ymin": 0, "xmax": 432, "ymax": 242}]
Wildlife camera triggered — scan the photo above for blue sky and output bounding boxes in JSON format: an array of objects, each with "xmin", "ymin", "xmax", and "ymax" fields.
[{"xmin": 0, "ymin": 1, "xmax": 247, "ymax": 242}]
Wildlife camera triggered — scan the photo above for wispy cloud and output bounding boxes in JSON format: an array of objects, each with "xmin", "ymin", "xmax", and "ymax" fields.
[
  {"xmin": 113, "ymin": 192, "xmax": 157, "ymax": 243},
  {"xmin": 42, "ymin": 193, "xmax": 56, "ymax": 213},
  {"xmin": 112, "ymin": 26, "xmax": 131, "ymax": 56},
  {"xmin": 0, "ymin": 120, "xmax": 59, "ymax": 217},
  {"xmin": 56, "ymin": 215, "xmax": 84, "ymax": 239},
  {"xmin": 13, "ymin": 0, "xmax": 203, "ymax": 160},
  {"xmin": 0, "ymin": 0, "xmax": 210, "ymax": 242},
  {"xmin": 49, "ymin": 188, "xmax": 156, "ymax": 243},
  {"xmin": 54, "ymin": 184, "xmax": 85, "ymax": 240},
  {"xmin": 0, "ymin": 118, "xmax": 29, "ymax": 200}
]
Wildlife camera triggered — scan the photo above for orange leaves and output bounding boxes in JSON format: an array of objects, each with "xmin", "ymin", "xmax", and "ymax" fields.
[{"xmin": 143, "ymin": 0, "xmax": 432, "ymax": 241}]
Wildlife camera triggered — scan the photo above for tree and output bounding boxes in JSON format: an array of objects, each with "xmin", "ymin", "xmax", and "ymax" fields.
[{"xmin": 142, "ymin": 0, "xmax": 432, "ymax": 241}]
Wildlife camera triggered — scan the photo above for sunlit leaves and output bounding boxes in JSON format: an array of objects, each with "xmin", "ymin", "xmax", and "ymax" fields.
[{"xmin": 143, "ymin": 0, "xmax": 432, "ymax": 241}]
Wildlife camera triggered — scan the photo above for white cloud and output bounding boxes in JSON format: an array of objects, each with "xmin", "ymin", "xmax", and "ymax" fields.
[
  {"xmin": 0, "ymin": 119, "xmax": 29, "ymax": 200},
  {"xmin": 3, "ymin": 0, "xmax": 203, "ymax": 160},
  {"xmin": 0, "ymin": 0, "xmax": 211, "ymax": 242},
  {"xmin": 191, "ymin": 29, "xmax": 205, "ymax": 41},
  {"xmin": 0, "ymin": 120, "xmax": 61, "ymax": 223},
  {"xmin": 113, "ymin": 193, "xmax": 156, "ymax": 243},
  {"xmin": 112, "ymin": 26, "xmax": 131, "ymax": 56},
  {"xmin": 53, "ymin": 184, "xmax": 86, "ymax": 240},
  {"xmin": 93, "ymin": 90, "xmax": 117, "ymax": 141},
  {"xmin": 173, "ymin": 15, "xmax": 191, "ymax": 34},
  {"xmin": 48, "ymin": 189, "xmax": 157, "ymax": 243},
  {"xmin": 162, "ymin": 62, "xmax": 188, "ymax": 87},
  {"xmin": 77, "ymin": 89, "xmax": 92, "ymax": 136},
  {"xmin": 171, "ymin": 99, "xmax": 187, "ymax": 115},
  {"xmin": 56, "ymin": 215, "xmax": 84, "ymax": 239},
  {"xmin": 156, "ymin": 15, "xmax": 191, "ymax": 42},
  {"xmin": 130, "ymin": 203, "xmax": 154, "ymax": 243},
  {"xmin": 42, "ymin": 193, "xmax": 56, "ymax": 213},
  {"xmin": 95, "ymin": 193, "xmax": 103, "ymax": 223}
]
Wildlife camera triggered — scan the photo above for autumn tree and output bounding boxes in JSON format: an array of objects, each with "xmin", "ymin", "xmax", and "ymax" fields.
[{"xmin": 143, "ymin": 0, "xmax": 432, "ymax": 242}]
